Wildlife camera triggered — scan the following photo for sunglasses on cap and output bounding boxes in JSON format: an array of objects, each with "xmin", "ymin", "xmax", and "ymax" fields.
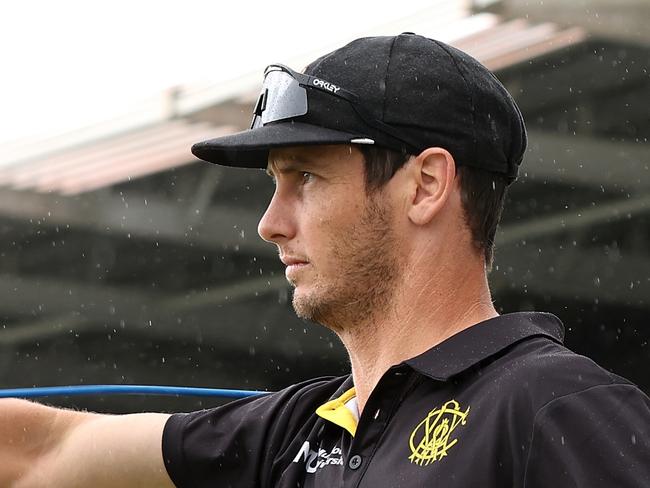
[{"xmin": 249, "ymin": 64, "xmax": 420, "ymax": 153}]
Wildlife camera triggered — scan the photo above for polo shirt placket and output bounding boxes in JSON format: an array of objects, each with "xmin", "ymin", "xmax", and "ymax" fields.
[{"xmin": 340, "ymin": 367, "xmax": 419, "ymax": 488}]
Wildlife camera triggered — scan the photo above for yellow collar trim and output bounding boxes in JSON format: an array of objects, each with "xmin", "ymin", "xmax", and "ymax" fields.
[{"xmin": 316, "ymin": 387, "xmax": 358, "ymax": 437}]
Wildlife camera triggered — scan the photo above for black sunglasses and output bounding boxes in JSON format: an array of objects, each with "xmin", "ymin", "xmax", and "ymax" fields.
[{"xmin": 250, "ymin": 63, "xmax": 420, "ymax": 153}]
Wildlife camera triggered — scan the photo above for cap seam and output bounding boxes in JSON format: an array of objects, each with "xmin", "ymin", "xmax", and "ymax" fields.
[
  {"xmin": 381, "ymin": 35, "xmax": 400, "ymax": 122},
  {"xmin": 307, "ymin": 49, "xmax": 337, "ymax": 75},
  {"xmin": 430, "ymin": 39, "xmax": 476, "ymax": 166}
]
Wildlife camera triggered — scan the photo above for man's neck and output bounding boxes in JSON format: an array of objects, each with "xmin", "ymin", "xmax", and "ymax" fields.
[{"xmin": 337, "ymin": 262, "xmax": 497, "ymax": 414}]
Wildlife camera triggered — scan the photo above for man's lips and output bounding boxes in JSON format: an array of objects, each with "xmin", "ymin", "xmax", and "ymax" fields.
[
  {"xmin": 279, "ymin": 255, "xmax": 309, "ymax": 266},
  {"xmin": 280, "ymin": 255, "xmax": 310, "ymax": 280}
]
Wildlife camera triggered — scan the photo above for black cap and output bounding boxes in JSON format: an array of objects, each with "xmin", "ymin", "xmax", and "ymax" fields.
[{"xmin": 192, "ymin": 33, "xmax": 527, "ymax": 182}]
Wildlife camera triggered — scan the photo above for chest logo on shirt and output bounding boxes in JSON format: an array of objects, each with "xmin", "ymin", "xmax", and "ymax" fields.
[
  {"xmin": 293, "ymin": 441, "xmax": 343, "ymax": 473},
  {"xmin": 408, "ymin": 399, "xmax": 470, "ymax": 466}
]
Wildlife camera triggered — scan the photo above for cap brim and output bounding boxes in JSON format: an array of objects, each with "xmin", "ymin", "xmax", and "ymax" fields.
[{"xmin": 191, "ymin": 122, "xmax": 367, "ymax": 168}]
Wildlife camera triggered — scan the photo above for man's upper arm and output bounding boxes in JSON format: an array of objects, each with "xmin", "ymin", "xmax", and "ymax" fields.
[{"xmin": 19, "ymin": 411, "xmax": 175, "ymax": 488}]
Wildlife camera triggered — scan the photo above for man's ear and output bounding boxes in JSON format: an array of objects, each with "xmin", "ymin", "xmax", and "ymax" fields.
[{"xmin": 407, "ymin": 147, "xmax": 457, "ymax": 226}]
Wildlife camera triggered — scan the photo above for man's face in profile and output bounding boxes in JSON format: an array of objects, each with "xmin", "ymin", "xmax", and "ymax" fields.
[{"xmin": 258, "ymin": 144, "xmax": 403, "ymax": 330}]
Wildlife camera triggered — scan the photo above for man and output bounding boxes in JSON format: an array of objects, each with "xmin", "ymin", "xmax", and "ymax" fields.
[{"xmin": 1, "ymin": 33, "xmax": 649, "ymax": 487}]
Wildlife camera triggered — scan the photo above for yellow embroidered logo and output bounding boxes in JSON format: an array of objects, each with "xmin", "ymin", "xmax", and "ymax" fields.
[{"xmin": 408, "ymin": 399, "xmax": 470, "ymax": 466}]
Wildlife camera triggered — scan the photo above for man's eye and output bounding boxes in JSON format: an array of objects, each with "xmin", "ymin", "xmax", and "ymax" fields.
[{"xmin": 301, "ymin": 172, "xmax": 314, "ymax": 183}]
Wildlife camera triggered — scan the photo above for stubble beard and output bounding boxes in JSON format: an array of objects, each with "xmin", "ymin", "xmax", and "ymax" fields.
[{"xmin": 291, "ymin": 196, "xmax": 401, "ymax": 332}]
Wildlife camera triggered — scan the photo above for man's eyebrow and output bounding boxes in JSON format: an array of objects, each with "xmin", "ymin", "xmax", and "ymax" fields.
[{"xmin": 266, "ymin": 158, "xmax": 315, "ymax": 177}]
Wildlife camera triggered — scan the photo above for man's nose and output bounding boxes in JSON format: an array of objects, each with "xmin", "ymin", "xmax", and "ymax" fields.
[{"xmin": 257, "ymin": 190, "xmax": 296, "ymax": 245}]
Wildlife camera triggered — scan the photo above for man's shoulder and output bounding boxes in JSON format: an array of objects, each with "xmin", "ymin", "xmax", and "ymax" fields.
[
  {"xmin": 510, "ymin": 338, "xmax": 650, "ymax": 485},
  {"xmin": 485, "ymin": 331, "xmax": 641, "ymax": 413}
]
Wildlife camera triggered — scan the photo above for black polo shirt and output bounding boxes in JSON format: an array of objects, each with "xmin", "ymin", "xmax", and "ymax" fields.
[{"xmin": 162, "ymin": 312, "xmax": 650, "ymax": 487}]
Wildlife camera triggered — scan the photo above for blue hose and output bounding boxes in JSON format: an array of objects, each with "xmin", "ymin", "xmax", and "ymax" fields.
[{"xmin": 0, "ymin": 385, "xmax": 270, "ymax": 399}]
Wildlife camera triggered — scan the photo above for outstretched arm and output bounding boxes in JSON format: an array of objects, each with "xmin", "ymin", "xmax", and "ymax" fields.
[{"xmin": 1, "ymin": 398, "xmax": 174, "ymax": 488}]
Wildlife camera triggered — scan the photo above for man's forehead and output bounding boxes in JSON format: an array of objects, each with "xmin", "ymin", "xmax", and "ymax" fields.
[
  {"xmin": 266, "ymin": 144, "xmax": 359, "ymax": 172},
  {"xmin": 268, "ymin": 146, "xmax": 318, "ymax": 165}
]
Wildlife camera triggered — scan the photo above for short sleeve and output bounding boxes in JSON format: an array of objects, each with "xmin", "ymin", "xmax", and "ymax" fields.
[
  {"xmin": 524, "ymin": 383, "xmax": 650, "ymax": 487},
  {"xmin": 162, "ymin": 378, "xmax": 337, "ymax": 488}
]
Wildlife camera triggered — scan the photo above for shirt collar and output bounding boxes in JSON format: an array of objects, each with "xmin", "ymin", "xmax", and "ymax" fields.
[{"xmin": 404, "ymin": 312, "xmax": 565, "ymax": 381}]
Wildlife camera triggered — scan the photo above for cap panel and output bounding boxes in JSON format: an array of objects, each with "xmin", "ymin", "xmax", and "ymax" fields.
[
  {"xmin": 444, "ymin": 42, "xmax": 527, "ymax": 178},
  {"xmin": 305, "ymin": 36, "xmax": 395, "ymax": 122},
  {"xmin": 383, "ymin": 34, "xmax": 474, "ymax": 163}
]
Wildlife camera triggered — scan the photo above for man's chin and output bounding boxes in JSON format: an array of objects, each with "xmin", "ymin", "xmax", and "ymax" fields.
[
  {"xmin": 290, "ymin": 288, "xmax": 311, "ymax": 317},
  {"xmin": 291, "ymin": 288, "xmax": 327, "ymax": 323}
]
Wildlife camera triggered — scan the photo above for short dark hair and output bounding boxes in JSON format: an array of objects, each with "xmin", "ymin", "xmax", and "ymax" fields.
[{"xmin": 357, "ymin": 145, "xmax": 509, "ymax": 269}]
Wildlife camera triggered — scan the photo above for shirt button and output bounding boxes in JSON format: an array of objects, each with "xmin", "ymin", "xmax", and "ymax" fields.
[{"xmin": 348, "ymin": 454, "xmax": 363, "ymax": 470}]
